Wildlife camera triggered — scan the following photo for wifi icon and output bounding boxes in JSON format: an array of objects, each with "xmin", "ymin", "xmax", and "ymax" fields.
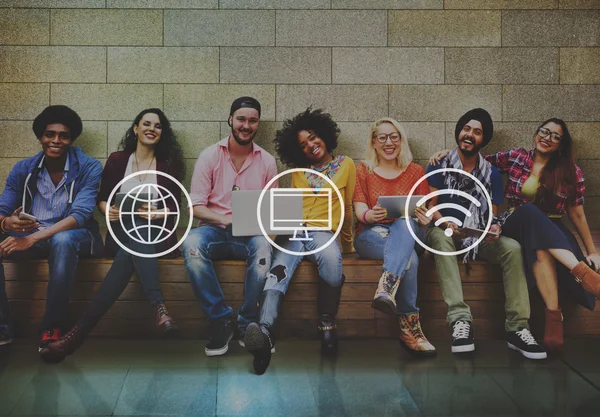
[{"xmin": 415, "ymin": 190, "xmax": 482, "ymax": 237}]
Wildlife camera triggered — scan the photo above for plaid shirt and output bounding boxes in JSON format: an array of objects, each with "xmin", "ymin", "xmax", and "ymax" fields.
[{"xmin": 484, "ymin": 148, "xmax": 585, "ymax": 216}]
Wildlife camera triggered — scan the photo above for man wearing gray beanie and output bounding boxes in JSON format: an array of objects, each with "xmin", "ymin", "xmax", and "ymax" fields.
[{"xmin": 425, "ymin": 108, "xmax": 547, "ymax": 360}]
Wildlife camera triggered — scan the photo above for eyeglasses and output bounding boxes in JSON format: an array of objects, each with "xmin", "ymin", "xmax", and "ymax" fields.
[
  {"xmin": 537, "ymin": 127, "xmax": 562, "ymax": 143},
  {"xmin": 374, "ymin": 133, "xmax": 401, "ymax": 144}
]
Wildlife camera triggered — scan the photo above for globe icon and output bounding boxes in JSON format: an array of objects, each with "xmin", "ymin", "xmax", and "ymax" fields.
[{"xmin": 118, "ymin": 183, "xmax": 180, "ymax": 246}]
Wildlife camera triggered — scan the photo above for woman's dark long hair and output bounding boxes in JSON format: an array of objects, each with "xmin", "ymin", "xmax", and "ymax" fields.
[
  {"xmin": 118, "ymin": 108, "xmax": 184, "ymax": 180},
  {"xmin": 535, "ymin": 118, "xmax": 577, "ymax": 208}
]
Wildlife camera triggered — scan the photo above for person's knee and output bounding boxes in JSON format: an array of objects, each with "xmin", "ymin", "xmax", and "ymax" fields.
[
  {"xmin": 497, "ymin": 237, "xmax": 522, "ymax": 259},
  {"xmin": 264, "ymin": 264, "xmax": 289, "ymax": 290},
  {"xmin": 50, "ymin": 230, "xmax": 80, "ymax": 253},
  {"xmin": 535, "ymin": 249, "xmax": 553, "ymax": 263},
  {"xmin": 427, "ymin": 227, "xmax": 454, "ymax": 249},
  {"xmin": 182, "ymin": 230, "xmax": 211, "ymax": 260}
]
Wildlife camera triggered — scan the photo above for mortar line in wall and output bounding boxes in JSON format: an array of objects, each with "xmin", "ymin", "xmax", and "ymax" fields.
[
  {"xmin": 387, "ymin": 85, "xmax": 390, "ymax": 117},
  {"xmin": 274, "ymin": 9, "xmax": 277, "ymax": 47},
  {"xmin": 162, "ymin": 9, "xmax": 165, "ymax": 47},
  {"xmin": 105, "ymin": 47, "xmax": 108, "ymax": 83},
  {"xmin": 500, "ymin": 10, "xmax": 503, "ymax": 47},
  {"xmin": 162, "ymin": 84, "xmax": 165, "ymax": 109},
  {"xmin": 558, "ymin": 47, "xmax": 561, "ymax": 84},
  {"xmin": 218, "ymin": 47, "xmax": 221, "ymax": 83},
  {"xmin": 48, "ymin": 8, "xmax": 52, "ymax": 46}
]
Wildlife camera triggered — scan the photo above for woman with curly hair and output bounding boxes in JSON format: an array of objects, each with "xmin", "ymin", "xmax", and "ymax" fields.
[
  {"xmin": 40, "ymin": 108, "xmax": 185, "ymax": 363},
  {"xmin": 244, "ymin": 108, "xmax": 356, "ymax": 375}
]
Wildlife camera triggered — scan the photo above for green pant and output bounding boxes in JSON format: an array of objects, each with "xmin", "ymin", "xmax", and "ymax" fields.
[{"xmin": 426, "ymin": 227, "xmax": 531, "ymax": 332}]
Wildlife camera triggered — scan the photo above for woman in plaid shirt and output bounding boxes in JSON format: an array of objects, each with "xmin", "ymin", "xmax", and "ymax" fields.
[{"xmin": 432, "ymin": 118, "xmax": 600, "ymax": 353}]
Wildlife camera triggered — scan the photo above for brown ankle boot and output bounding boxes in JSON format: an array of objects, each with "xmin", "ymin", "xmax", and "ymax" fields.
[
  {"xmin": 543, "ymin": 308, "xmax": 564, "ymax": 353},
  {"xmin": 39, "ymin": 324, "xmax": 88, "ymax": 364},
  {"xmin": 155, "ymin": 302, "xmax": 178, "ymax": 333},
  {"xmin": 398, "ymin": 312, "xmax": 437, "ymax": 357},
  {"xmin": 570, "ymin": 261, "xmax": 600, "ymax": 298}
]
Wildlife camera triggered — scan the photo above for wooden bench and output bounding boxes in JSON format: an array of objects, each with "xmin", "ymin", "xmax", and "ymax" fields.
[{"xmin": 4, "ymin": 253, "xmax": 599, "ymax": 340}]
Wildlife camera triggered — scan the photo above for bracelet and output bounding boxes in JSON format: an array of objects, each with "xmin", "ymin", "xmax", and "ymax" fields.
[
  {"xmin": 0, "ymin": 217, "xmax": 8, "ymax": 233},
  {"xmin": 361, "ymin": 209, "xmax": 371, "ymax": 224}
]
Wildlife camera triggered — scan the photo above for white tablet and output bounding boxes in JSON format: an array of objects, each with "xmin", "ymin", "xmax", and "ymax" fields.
[{"xmin": 377, "ymin": 195, "xmax": 425, "ymax": 219}]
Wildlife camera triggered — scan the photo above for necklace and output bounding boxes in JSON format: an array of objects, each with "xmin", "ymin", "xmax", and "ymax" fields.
[{"xmin": 134, "ymin": 152, "xmax": 155, "ymax": 183}]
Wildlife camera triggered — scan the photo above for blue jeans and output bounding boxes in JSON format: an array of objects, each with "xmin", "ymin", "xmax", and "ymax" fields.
[
  {"xmin": 264, "ymin": 231, "xmax": 343, "ymax": 293},
  {"xmin": 80, "ymin": 219, "xmax": 164, "ymax": 329},
  {"xmin": 353, "ymin": 218, "xmax": 426, "ymax": 315},
  {"xmin": 182, "ymin": 225, "xmax": 272, "ymax": 330},
  {"xmin": 0, "ymin": 228, "xmax": 93, "ymax": 337}
]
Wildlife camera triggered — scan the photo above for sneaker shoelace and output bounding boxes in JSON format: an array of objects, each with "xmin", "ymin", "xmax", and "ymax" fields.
[
  {"xmin": 156, "ymin": 303, "xmax": 168, "ymax": 317},
  {"xmin": 408, "ymin": 318, "xmax": 426, "ymax": 340},
  {"xmin": 452, "ymin": 321, "xmax": 471, "ymax": 339},
  {"xmin": 516, "ymin": 328, "xmax": 538, "ymax": 346}
]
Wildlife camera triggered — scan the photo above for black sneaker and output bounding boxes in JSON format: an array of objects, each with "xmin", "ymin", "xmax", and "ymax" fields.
[
  {"xmin": 507, "ymin": 328, "xmax": 547, "ymax": 360},
  {"xmin": 451, "ymin": 320, "xmax": 475, "ymax": 353},
  {"xmin": 238, "ymin": 327, "xmax": 275, "ymax": 353},
  {"xmin": 205, "ymin": 320, "xmax": 233, "ymax": 357},
  {"xmin": 244, "ymin": 322, "xmax": 274, "ymax": 375}
]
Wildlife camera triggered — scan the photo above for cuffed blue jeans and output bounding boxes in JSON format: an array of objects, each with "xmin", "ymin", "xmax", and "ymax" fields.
[
  {"xmin": 182, "ymin": 225, "xmax": 272, "ymax": 330},
  {"xmin": 354, "ymin": 218, "xmax": 426, "ymax": 315},
  {"xmin": 263, "ymin": 231, "xmax": 343, "ymax": 293},
  {"xmin": 0, "ymin": 228, "xmax": 93, "ymax": 338}
]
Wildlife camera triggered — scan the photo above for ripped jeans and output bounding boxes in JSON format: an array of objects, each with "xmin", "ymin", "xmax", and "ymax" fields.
[
  {"xmin": 353, "ymin": 218, "xmax": 426, "ymax": 315},
  {"xmin": 182, "ymin": 225, "xmax": 272, "ymax": 330},
  {"xmin": 263, "ymin": 231, "xmax": 343, "ymax": 293}
]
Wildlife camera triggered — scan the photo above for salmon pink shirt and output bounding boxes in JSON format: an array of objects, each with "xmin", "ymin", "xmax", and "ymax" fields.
[{"xmin": 190, "ymin": 136, "xmax": 278, "ymax": 228}]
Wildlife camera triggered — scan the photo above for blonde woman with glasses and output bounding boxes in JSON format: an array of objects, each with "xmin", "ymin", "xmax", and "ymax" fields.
[{"xmin": 353, "ymin": 117, "xmax": 435, "ymax": 356}]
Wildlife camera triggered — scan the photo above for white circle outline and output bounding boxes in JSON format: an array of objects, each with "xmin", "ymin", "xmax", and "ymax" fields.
[
  {"xmin": 106, "ymin": 170, "xmax": 194, "ymax": 258},
  {"xmin": 118, "ymin": 183, "xmax": 179, "ymax": 245},
  {"xmin": 404, "ymin": 167, "xmax": 493, "ymax": 257},
  {"xmin": 257, "ymin": 168, "xmax": 344, "ymax": 256}
]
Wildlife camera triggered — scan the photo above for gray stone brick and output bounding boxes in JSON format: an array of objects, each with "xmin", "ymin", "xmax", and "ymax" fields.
[
  {"xmin": 578, "ymin": 160, "xmax": 600, "ymax": 196},
  {"xmin": 560, "ymin": 48, "xmax": 600, "ymax": 84},
  {"xmin": 445, "ymin": 0, "xmax": 557, "ymax": 8},
  {"xmin": 164, "ymin": 10, "xmax": 274, "ymax": 46},
  {"xmin": 445, "ymin": 47, "xmax": 559, "ymax": 84},
  {"xmin": 219, "ymin": 0, "xmax": 329, "ymax": 8},
  {"xmin": 0, "ymin": 46, "xmax": 106, "ymax": 83},
  {"xmin": 570, "ymin": 123, "xmax": 600, "ymax": 159},
  {"xmin": 389, "ymin": 10, "xmax": 501, "ymax": 47},
  {"xmin": 389, "ymin": 85, "xmax": 502, "ymax": 122},
  {"xmin": 503, "ymin": 85, "xmax": 600, "ymax": 122},
  {"xmin": 164, "ymin": 84, "xmax": 276, "ymax": 121},
  {"xmin": 502, "ymin": 10, "xmax": 600, "ymax": 46},
  {"xmin": 0, "ymin": 1, "xmax": 105, "ymax": 6},
  {"xmin": 332, "ymin": 48, "xmax": 444, "ymax": 84},
  {"xmin": 0, "ymin": 9, "xmax": 49, "ymax": 45},
  {"xmin": 220, "ymin": 47, "xmax": 331, "ymax": 84},
  {"xmin": 51, "ymin": 84, "xmax": 163, "ymax": 121},
  {"xmin": 276, "ymin": 10, "xmax": 386, "ymax": 46},
  {"xmin": 51, "ymin": 9, "xmax": 163, "ymax": 46},
  {"xmin": 332, "ymin": 0, "xmax": 442, "ymax": 8},
  {"xmin": 108, "ymin": 47, "xmax": 219, "ymax": 83},
  {"xmin": 107, "ymin": 0, "xmax": 217, "ymax": 7},
  {"xmin": 276, "ymin": 85, "xmax": 388, "ymax": 122},
  {"xmin": 0, "ymin": 84, "xmax": 49, "ymax": 120},
  {"xmin": 560, "ymin": 0, "xmax": 600, "ymax": 8}
]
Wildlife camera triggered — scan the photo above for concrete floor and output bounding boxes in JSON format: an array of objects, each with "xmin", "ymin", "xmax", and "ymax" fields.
[{"xmin": 1, "ymin": 338, "xmax": 599, "ymax": 416}]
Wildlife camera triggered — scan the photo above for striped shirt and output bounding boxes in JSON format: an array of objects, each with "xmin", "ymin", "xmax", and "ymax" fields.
[{"xmin": 31, "ymin": 155, "xmax": 71, "ymax": 229}]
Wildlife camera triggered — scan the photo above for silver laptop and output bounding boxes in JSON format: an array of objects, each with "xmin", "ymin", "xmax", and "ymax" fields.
[{"xmin": 232, "ymin": 190, "xmax": 304, "ymax": 237}]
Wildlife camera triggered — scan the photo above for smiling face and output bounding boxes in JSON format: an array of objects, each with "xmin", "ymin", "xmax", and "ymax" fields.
[
  {"xmin": 372, "ymin": 122, "xmax": 401, "ymax": 164},
  {"xmin": 298, "ymin": 129, "xmax": 329, "ymax": 165},
  {"xmin": 229, "ymin": 107, "xmax": 259, "ymax": 146},
  {"xmin": 38, "ymin": 123, "xmax": 72, "ymax": 159},
  {"xmin": 457, "ymin": 120, "xmax": 484, "ymax": 156},
  {"xmin": 535, "ymin": 121, "xmax": 563, "ymax": 156},
  {"xmin": 133, "ymin": 112, "xmax": 162, "ymax": 148}
]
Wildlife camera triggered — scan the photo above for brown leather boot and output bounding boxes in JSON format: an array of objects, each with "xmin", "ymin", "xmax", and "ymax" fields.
[
  {"xmin": 543, "ymin": 308, "xmax": 564, "ymax": 353},
  {"xmin": 570, "ymin": 261, "xmax": 600, "ymax": 298},
  {"xmin": 155, "ymin": 302, "xmax": 178, "ymax": 333},
  {"xmin": 398, "ymin": 312, "xmax": 437, "ymax": 357},
  {"xmin": 39, "ymin": 324, "xmax": 88, "ymax": 364}
]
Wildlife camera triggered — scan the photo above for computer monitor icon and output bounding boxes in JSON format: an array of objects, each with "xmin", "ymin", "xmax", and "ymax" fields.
[{"xmin": 269, "ymin": 188, "xmax": 332, "ymax": 241}]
